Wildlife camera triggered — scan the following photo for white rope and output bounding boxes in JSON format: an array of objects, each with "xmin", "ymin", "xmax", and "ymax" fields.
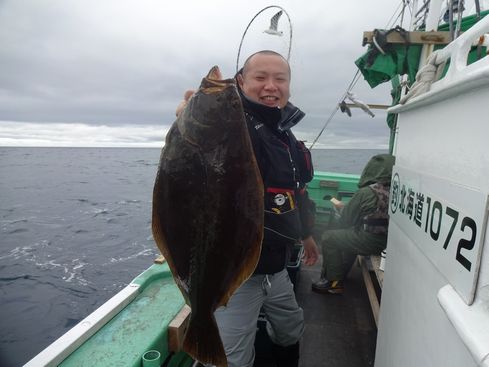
[
  {"xmin": 372, "ymin": 36, "xmax": 387, "ymax": 55},
  {"xmin": 399, "ymin": 51, "xmax": 440, "ymax": 104}
]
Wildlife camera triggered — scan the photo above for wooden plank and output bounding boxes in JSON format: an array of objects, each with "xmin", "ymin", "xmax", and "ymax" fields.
[
  {"xmin": 344, "ymin": 103, "xmax": 389, "ymax": 110},
  {"xmin": 370, "ymin": 255, "xmax": 384, "ymax": 288},
  {"xmin": 363, "ymin": 30, "xmax": 453, "ymax": 46},
  {"xmin": 168, "ymin": 305, "xmax": 191, "ymax": 352},
  {"xmin": 358, "ymin": 256, "xmax": 380, "ymax": 328},
  {"xmin": 319, "ymin": 179, "xmax": 339, "ymax": 188}
]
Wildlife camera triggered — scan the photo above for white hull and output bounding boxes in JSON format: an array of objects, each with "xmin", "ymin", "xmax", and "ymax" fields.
[{"xmin": 376, "ymin": 15, "xmax": 489, "ymax": 367}]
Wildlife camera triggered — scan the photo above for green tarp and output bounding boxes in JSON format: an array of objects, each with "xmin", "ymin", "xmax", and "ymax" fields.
[
  {"xmin": 354, "ymin": 10, "xmax": 489, "ymax": 154},
  {"xmin": 355, "ymin": 44, "xmax": 420, "ymax": 88},
  {"xmin": 355, "ymin": 10, "xmax": 489, "ymax": 89}
]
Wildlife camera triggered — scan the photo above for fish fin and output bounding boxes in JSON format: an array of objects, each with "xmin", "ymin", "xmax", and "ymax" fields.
[
  {"xmin": 218, "ymin": 233, "xmax": 263, "ymax": 307},
  {"xmin": 207, "ymin": 65, "xmax": 222, "ymax": 80},
  {"xmin": 183, "ymin": 313, "xmax": 228, "ymax": 367},
  {"xmin": 152, "ymin": 205, "xmax": 191, "ymax": 305}
]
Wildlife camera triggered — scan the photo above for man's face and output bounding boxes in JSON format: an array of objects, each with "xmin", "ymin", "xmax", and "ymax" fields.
[{"xmin": 238, "ymin": 53, "xmax": 290, "ymax": 109}]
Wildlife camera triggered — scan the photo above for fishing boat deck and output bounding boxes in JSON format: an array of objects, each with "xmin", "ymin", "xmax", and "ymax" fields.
[{"xmin": 254, "ymin": 256, "xmax": 378, "ymax": 367}]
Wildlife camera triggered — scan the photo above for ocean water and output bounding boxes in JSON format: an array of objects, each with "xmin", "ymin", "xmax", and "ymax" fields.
[{"xmin": 0, "ymin": 147, "xmax": 386, "ymax": 366}]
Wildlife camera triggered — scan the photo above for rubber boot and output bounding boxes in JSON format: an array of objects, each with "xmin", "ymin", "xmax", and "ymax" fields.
[{"xmin": 271, "ymin": 341, "xmax": 300, "ymax": 367}]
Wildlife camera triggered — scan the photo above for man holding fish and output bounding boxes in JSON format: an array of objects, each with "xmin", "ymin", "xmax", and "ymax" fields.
[{"xmin": 167, "ymin": 50, "xmax": 319, "ymax": 367}]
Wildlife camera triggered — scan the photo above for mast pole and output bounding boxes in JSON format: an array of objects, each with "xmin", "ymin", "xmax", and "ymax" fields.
[
  {"xmin": 410, "ymin": 0, "xmax": 420, "ymax": 31},
  {"xmin": 418, "ymin": 0, "xmax": 444, "ymax": 68}
]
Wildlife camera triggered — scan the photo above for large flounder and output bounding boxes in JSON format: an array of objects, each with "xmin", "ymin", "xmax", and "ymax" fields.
[{"xmin": 152, "ymin": 66, "xmax": 263, "ymax": 366}]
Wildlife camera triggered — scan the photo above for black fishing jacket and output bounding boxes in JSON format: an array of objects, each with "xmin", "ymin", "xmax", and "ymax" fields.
[{"xmin": 239, "ymin": 91, "xmax": 316, "ymax": 274}]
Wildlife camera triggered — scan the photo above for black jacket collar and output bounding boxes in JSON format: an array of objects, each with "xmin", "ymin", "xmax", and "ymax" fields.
[{"xmin": 238, "ymin": 88, "xmax": 305, "ymax": 132}]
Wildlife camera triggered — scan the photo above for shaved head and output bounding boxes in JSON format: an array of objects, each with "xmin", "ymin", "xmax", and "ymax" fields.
[
  {"xmin": 237, "ymin": 50, "xmax": 291, "ymax": 108},
  {"xmin": 241, "ymin": 50, "xmax": 291, "ymax": 78}
]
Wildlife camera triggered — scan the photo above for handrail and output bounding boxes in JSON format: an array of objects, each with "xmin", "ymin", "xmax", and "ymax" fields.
[
  {"xmin": 438, "ymin": 284, "xmax": 489, "ymax": 367},
  {"xmin": 389, "ymin": 15, "xmax": 489, "ymax": 111},
  {"xmin": 24, "ymin": 283, "xmax": 140, "ymax": 367},
  {"xmin": 433, "ymin": 15, "xmax": 489, "ymax": 85}
]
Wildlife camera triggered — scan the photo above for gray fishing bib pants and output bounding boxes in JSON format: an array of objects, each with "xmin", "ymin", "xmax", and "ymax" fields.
[{"xmin": 207, "ymin": 268, "xmax": 304, "ymax": 367}]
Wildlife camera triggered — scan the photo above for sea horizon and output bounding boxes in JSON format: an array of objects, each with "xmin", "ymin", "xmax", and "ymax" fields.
[{"xmin": 0, "ymin": 146, "xmax": 386, "ymax": 366}]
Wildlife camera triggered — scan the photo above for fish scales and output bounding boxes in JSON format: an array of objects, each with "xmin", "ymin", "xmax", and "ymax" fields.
[{"xmin": 152, "ymin": 66, "xmax": 263, "ymax": 366}]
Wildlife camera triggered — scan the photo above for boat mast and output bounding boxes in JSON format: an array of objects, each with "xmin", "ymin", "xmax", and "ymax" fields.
[
  {"xmin": 418, "ymin": 0, "xmax": 444, "ymax": 68},
  {"xmin": 410, "ymin": 0, "xmax": 419, "ymax": 30}
]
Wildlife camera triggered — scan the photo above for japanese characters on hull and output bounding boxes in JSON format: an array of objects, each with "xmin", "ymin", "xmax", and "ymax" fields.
[{"xmin": 389, "ymin": 166, "xmax": 488, "ymax": 305}]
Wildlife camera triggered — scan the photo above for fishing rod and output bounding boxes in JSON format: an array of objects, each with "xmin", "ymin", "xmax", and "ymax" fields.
[
  {"xmin": 236, "ymin": 5, "xmax": 293, "ymax": 73},
  {"xmin": 309, "ymin": 1, "xmax": 406, "ymax": 149},
  {"xmin": 309, "ymin": 70, "xmax": 361, "ymax": 150}
]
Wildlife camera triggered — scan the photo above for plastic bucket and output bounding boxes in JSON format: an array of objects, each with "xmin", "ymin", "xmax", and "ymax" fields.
[{"xmin": 142, "ymin": 350, "xmax": 161, "ymax": 367}]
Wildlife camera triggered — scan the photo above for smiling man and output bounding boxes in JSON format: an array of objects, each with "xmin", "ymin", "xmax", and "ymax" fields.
[
  {"xmin": 207, "ymin": 50, "xmax": 319, "ymax": 367},
  {"xmin": 237, "ymin": 50, "xmax": 291, "ymax": 108},
  {"xmin": 175, "ymin": 50, "xmax": 319, "ymax": 367}
]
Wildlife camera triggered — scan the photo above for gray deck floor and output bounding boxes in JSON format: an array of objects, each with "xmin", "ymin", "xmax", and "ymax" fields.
[{"xmin": 254, "ymin": 256, "xmax": 377, "ymax": 367}]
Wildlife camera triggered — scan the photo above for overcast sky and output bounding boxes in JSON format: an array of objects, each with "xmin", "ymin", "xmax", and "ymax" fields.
[{"xmin": 0, "ymin": 0, "xmax": 441, "ymax": 148}]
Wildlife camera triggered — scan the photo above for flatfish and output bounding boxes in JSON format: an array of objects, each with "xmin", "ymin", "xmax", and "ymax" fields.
[{"xmin": 152, "ymin": 66, "xmax": 263, "ymax": 366}]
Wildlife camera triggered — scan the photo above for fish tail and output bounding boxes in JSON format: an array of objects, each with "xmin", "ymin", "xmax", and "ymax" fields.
[{"xmin": 183, "ymin": 313, "xmax": 227, "ymax": 367}]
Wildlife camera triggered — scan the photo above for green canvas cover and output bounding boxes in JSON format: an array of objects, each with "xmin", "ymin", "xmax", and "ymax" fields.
[
  {"xmin": 355, "ymin": 9, "xmax": 488, "ymax": 153},
  {"xmin": 355, "ymin": 43, "xmax": 421, "ymax": 88},
  {"xmin": 355, "ymin": 10, "xmax": 489, "ymax": 90}
]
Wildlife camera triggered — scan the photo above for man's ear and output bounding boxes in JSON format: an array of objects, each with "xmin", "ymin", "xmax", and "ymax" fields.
[{"xmin": 237, "ymin": 73, "xmax": 244, "ymax": 88}]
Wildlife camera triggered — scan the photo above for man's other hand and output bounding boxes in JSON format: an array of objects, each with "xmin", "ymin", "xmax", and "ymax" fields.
[{"xmin": 302, "ymin": 236, "xmax": 319, "ymax": 266}]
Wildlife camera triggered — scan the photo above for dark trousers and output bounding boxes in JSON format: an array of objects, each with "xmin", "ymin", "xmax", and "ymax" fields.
[{"xmin": 320, "ymin": 228, "xmax": 386, "ymax": 280}]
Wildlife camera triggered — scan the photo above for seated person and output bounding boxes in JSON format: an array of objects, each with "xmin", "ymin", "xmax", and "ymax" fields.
[{"xmin": 312, "ymin": 153, "xmax": 395, "ymax": 294}]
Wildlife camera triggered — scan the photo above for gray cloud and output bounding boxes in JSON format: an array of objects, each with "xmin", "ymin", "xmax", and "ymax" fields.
[
  {"xmin": 0, "ymin": 0, "xmax": 402, "ymax": 147},
  {"xmin": 0, "ymin": 121, "xmax": 168, "ymax": 147}
]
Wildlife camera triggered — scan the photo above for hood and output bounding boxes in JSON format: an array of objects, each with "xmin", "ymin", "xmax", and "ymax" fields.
[
  {"xmin": 358, "ymin": 154, "xmax": 395, "ymax": 188},
  {"xmin": 238, "ymin": 87, "xmax": 305, "ymax": 131}
]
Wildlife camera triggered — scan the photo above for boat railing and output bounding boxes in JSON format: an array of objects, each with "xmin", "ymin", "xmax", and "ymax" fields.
[
  {"xmin": 432, "ymin": 14, "xmax": 489, "ymax": 90},
  {"xmin": 390, "ymin": 14, "xmax": 489, "ymax": 112},
  {"xmin": 24, "ymin": 283, "xmax": 140, "ymax": 367}
]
